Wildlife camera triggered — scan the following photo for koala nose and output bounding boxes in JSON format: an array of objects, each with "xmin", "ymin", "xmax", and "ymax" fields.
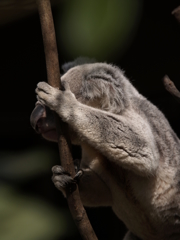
[{"xmin": 30, "ymin": 103, "xmax": 46, "ymax": 132}]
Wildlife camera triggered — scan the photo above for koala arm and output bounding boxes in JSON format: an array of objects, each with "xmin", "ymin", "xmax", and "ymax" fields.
[
  {"xmin": 69, "ymin": 103, "xmax": 158, "ymax": 176},
  {"xmin": 36, "ymin": 82, "xmax": 159, "ymax": 176}
]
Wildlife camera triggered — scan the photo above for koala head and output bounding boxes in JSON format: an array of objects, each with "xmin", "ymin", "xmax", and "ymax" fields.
[
  {"xmin": 62, "ymin": 60, "xmax": 132, "ymax": 113},
  {"xmin": 30, "ymin": 58, "xmax": 136, "ymax": 142}
]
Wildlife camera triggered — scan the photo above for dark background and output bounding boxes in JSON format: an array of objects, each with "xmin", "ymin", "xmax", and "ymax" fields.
[{"xmin": 0, "ymin": 0, "xmax": 180, "ymax": 239}]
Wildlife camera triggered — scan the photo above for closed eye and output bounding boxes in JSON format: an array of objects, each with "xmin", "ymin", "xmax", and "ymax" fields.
[{"xmin": 90, "ymin": 75, "xmax": 110, "ymax": 82}]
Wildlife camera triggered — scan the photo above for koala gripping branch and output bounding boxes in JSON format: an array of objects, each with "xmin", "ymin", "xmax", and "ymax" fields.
[{"xmin": 36, "ymin": 1, "xmax": 98, "ymax": 239}]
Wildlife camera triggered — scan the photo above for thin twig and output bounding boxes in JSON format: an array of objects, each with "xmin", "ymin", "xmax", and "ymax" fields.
[
  {"xmin": 36, "ymin": 0, "xmax": 98, "ymax": 239},
  {"xmin": 163, "ymin": 6, "xmax": 180, "ymax": 103},
  {"xmin": 172, "ymin": 6, "xmax": 180, "ymax": 23},
  {"xmin": 163, "ymin": 75, "xmax": 180, "ymax": 103}
]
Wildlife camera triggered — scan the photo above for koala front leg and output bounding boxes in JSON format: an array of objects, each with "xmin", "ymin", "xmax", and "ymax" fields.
[{"xmin": 36, "ymin": 81, "xmax": 158, "ymax": 176}]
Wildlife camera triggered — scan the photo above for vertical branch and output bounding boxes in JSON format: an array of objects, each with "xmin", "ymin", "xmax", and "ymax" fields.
[
  {"xmin": 36, "ymin": 0, "xmax": 60, "ymax": 89},
  {"xmin": 36, "ymin": 0, "xmax": 98, "ymax": 239}
]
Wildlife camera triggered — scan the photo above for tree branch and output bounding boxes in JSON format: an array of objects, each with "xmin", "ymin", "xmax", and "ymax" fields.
[
  {"xmin": 163, "ymin": 75, "xmax": 180, "ymax": 103},
  {"xmin": 162, "ymin": 6, "xmax": 180, "ymax": 103},
  {"xmin": 36, "ymin": 0, "xmax": 98, "ymax": 239}
]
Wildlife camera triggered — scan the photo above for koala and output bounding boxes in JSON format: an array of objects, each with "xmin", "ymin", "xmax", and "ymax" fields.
[{"xmin": 30, "ymin": 59, "xmax": 180, "ymax": 240}]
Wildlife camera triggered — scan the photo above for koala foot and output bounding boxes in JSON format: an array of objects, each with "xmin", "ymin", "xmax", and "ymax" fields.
[{"xmin": 52, "ymin": 165, "xmax": 83, "ymax": 195}]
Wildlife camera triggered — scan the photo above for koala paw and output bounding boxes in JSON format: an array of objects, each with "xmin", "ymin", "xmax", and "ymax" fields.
[
  {"xmin": 35, "ymin": 82, "xmax": 59, "ymax": 110},
  {"xmin": 35, "ymin": 81, "xmax": 77, "ymax": 121},
  {"xmin": 51, "ymin": 165, "xmax": 83, "ymax": 195}
]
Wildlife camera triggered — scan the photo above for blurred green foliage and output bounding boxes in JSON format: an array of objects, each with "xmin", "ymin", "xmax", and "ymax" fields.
[
  {"xmin": 57, "ymin": 0, "xmax": 142, "ymax": 60},
  {"xmin": 0, "ymin": 149, "xmax": 56, "ymax": 181},
  {"xmin": 0, "ymin": 149, "xmax": 77, "ymax": 240},
  {"xmin": 0, "ymin": 184, "xmax": 66, "ymax": 240},
  {"xmin": 0, "ymin": 149, "xmax": 54, "ymax": 181}
]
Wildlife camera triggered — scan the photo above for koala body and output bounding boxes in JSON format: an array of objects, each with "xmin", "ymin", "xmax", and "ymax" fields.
[{"xmin": 31, "ymin": 60, "xmax": 180, "ymax": 240}]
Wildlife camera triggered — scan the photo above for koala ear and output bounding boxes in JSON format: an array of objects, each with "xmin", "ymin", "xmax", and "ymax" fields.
[{"xmin": 61, "ymin": 57, "xmax": 96, "ymax": 74}]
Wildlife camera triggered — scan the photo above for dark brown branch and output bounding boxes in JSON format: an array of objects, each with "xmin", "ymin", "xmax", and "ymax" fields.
[
  {"xmin": 36, "ymin": 0, "xmax": 98, "ymax": 239},
  {"xmin": 163, "ymin": 6, "xmax": 180, "ymax": 103},
  {"xmin": 36, "ymin": 0, "xmax": 60, "ymax": 89},
  {"xmin": 163, "ymin": 75, "xmax": 180, "ymax": 103},
  {"xmin": 172, "ymin": 6, "xmax": 180, "ymax": 23}
]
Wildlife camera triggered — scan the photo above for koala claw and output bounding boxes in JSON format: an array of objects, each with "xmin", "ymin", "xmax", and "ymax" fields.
[
  {"xmin": 51, "ymin": 165, "xmax": 83, "ymax": 194},
  {"xmin": 74, "ymin": 169, "xmax": 83, "ymax": 181}
]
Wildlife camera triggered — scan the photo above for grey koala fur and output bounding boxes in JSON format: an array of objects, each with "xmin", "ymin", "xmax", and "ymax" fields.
[{"xmin": 34, "ymin": 59, "xmax": 180, "ymax": 240}]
